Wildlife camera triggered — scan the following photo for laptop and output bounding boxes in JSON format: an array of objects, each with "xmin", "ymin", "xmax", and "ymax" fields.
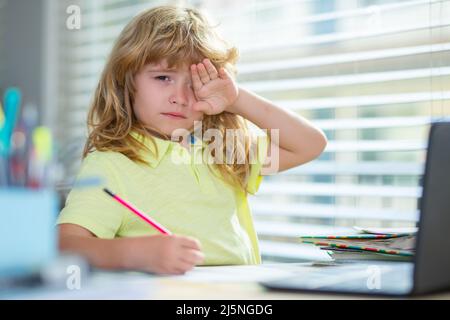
[{"xmin": 260, "ymin": 122, "xmax": 450, "ymax": 296}]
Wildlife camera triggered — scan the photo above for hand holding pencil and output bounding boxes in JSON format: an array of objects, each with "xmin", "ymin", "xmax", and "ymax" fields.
[{"xmin": 102, "ymin": 188, "xmax": 205, "ymax": 274}]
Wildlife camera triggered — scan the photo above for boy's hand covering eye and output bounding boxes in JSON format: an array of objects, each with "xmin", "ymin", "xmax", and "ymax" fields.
[{"xmin": 190, "ymin": 59, "xmax": 239, "ymax": 115}]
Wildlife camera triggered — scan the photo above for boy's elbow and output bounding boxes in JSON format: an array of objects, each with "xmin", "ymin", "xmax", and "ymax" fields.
[
  {"xmin": 294, "ymin": 131, "xmax": 327, "ymax": 166},
  {"xmin": 319, "ymin": 130, "xmax": 328, "ymax": 153},
  {"xmin": 311, "ymin": 130, "xmax": 328, "ymax": 159}
]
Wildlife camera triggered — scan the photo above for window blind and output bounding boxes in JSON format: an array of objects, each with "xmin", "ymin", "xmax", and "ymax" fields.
[{"xmin": 53, "ymin": 0, "xmax": 450, "ymax": 263}]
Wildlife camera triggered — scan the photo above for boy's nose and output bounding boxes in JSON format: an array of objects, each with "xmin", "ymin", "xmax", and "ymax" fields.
[{"xmin": 169, "ymin": 84, "xmax": 191, "ymax": 107}]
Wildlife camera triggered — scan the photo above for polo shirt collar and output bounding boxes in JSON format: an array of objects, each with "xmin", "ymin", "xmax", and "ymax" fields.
[
  {"xmin": 130, "ymin": 130, "xmax": 205, "ymax": 168},
  {"xmin": 129, "ymin": 130, "xmax": 170, "ymax": 168}
]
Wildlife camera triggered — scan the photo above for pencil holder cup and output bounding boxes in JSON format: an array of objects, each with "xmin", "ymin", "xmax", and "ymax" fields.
[{"xmin": 0, "ymin": 188, "xmax": 58, "ymax": 279}]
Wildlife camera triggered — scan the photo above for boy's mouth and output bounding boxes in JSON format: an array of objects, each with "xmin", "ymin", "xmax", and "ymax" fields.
[{"xmin": 161, "ymin": 112, "xmax": 187, "ymax": 119}]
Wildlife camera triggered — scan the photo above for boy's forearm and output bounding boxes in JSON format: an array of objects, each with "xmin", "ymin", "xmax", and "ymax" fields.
[
  {"xmin": 228, "ymin": 87, "xmax": 327, "ymax": 154},
  {"xmin": 59, "ymin": 235, "xmax": 132, "ymax": 270}
]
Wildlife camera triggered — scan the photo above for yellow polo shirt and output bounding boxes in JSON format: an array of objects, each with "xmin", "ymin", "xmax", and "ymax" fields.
[{"xmin": 57, "ymin": 131, "xmax": 268, "ymax": 265}]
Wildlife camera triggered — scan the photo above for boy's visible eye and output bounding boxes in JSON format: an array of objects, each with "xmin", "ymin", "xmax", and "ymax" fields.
[{"xmin": 155, "ymin": 75, "xmax": 171, "ymax": 82}]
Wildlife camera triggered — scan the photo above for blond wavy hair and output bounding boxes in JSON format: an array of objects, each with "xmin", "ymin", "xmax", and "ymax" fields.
[{"xmin": 83, "ymin": 5, "xmax": 258, "ymax": 194}]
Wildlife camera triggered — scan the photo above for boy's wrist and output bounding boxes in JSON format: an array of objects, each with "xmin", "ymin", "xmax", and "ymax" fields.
[
  {"xmin": 115, "ymin": 237, "xmax": 139, "ymax": 270},
  {"xmin": 226, "ymin": 86, "xmax": 243, "ymax": 115},
  {"xmin": 59, "ymin": 235, "xmax": 133, "ymax": 271}
]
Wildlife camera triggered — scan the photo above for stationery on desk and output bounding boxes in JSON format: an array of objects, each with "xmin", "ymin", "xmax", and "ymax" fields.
[
  {"xmin": 0, "ymin": 88, "xmax": 22, "ymax": 186},
  {"xmin": 0, "ymin": 87, "xmax": 56, "ymax": 188},
  {"xmin": 103, "ymin": 188, "xmax": 172, "ymax": 235},
  {"xmin": 299, "ymin": 226, "xmax": 417, "ymax": 262},
  {"xmin": 0, "ymin": 88, "xmax": 22, "ymax": 156},
  {"xmin": 28, "ymin": 126, "xmax": 54, "ymax": 188},
  {"xmin": 0, "ymin": 87, "xmax": 59, "ymax": 286},
  {"xmin": 0, "ymin": 86, "xmax": 112, "ymax": 294}
]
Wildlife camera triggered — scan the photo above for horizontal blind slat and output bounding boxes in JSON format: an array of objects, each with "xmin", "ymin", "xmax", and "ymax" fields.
[
  {"xmin": 250, "ymin": 201, "xmax": 420, "ymax": 221},
  {"xmin": 242, "ymin": 67, "xmax": 450, "ymax": 92},
  {"xmin": 257, "ymin": 182, "xmax": 421, "ymax": 197},
  {"xmin": 228, "ymin": 0, "xmax": 445, "ymax": 35},
  {"xmin": 281, "ymin": 161, "xmax": 423, "ymax": 175},
  {"xmin": 324, "ymin": 140, "xmax": 426, "ymax": 152},
  {"xmin": 276, "ymin": 92, "xmax": 450, "ymax": 110},
  {"xmin": 238, "ymin": 43, "xmax": 450, "ymax": 74},
  {"xmin": 241, "ymin": 21, "xmax": 450, "ymax": 53}
]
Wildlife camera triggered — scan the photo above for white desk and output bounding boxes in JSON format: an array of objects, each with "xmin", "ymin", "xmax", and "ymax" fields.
[{"xmin": 5, "ymin": 263, "xmax": 450, "ymax": 300}]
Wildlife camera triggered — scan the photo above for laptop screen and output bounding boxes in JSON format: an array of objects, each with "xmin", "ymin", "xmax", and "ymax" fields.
[{"xmin": 414, "ymin": 122, "xmax": 450, "ymax": 294}]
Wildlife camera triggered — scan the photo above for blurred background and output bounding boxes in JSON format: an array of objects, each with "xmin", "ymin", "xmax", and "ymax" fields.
[{"xmin": 1, "ymin": 0, "xmax": 449, "ymax": 263}]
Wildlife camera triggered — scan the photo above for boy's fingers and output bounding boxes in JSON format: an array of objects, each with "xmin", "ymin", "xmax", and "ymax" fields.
[
  {"xmin": 193, "ymin": 101, "xmax": 213, "ymax": 114},
  {"xmin": 219, "ymin": 67, "xmax": 231, "ymax": 80},
  {"xmin": 203, "ymin": 59, "xmax": 218, "ymax": 80},
  {"xmin": 175, "ymin": 260, "xmax": 195, "ymax": 274},
  {"xmin": 192, "ymin": 249, "xmax": 205, "ymax": 263},
  {"xmin": 190, "ymin": 65, "xmax": 203, "ymax": 91},
  {"xmin": 197, "ymin": 63, "xmax": 211, "ymax": 84},
  {"xmin": 180, "ymin": 236, "xmax": 202, "ymax": 250},
  {"xmin": 181, "ymin": 249, "xmax": 204, "ymax": 265}
]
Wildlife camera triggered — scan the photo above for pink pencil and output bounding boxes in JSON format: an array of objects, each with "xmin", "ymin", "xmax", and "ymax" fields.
[{"xmin": 103, "ymin": 188, "xmax": 172, "ymax": 235}]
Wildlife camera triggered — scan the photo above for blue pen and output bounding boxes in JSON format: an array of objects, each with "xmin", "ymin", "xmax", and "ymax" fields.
[
  {"xmin": 0, "ymin": 88, "xmax": 22, "ymax": 156},
  {"xmin": 0, "ymin": 88, "xmax": 22, "ymax": 187}
]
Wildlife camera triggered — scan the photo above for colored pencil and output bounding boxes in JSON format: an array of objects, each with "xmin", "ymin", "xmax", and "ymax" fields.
[{"xmin": 103, "ymin": 188, "xmax": 172, "ymax": 235}]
